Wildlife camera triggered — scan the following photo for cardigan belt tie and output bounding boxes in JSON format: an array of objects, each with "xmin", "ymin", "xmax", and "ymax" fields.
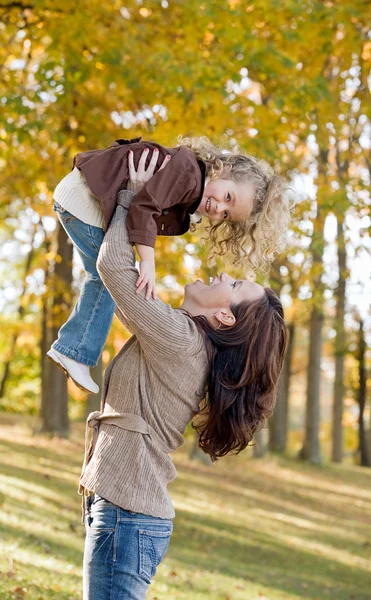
[{"xmin": 79, "ymin": 410, "xmax": 172, "ymax": 522}]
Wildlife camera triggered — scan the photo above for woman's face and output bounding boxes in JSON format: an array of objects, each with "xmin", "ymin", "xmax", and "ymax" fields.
[{"xmin": 182, "ymin": 272, "xmax": 264, "ymax": 316}]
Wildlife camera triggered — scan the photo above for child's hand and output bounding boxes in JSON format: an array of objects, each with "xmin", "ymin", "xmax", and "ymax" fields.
[
  {"xmin": 136, "ymin": 260, "xmax": 157, "ymax": 300},
  {"xmin": 136, "ymin": 244, "xmax": 156, "ymax": 300}
]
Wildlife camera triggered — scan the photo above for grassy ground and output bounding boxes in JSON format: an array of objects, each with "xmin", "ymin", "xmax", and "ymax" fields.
[{"xmin": 0, "ymin": 415, "xmax": 370, "ymax": 600}]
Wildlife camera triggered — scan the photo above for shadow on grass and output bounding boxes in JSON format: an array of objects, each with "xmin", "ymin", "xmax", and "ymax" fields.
[
  {"xmin": 0, "ymin": 438, "xmax": 82, "ymax": 471},
  {"xmin": 169, "ymin": 508, "xmax": 370, "ymax": 600},
  {"xmin": 174, "ymin": 459, "xmax": 371, "ymax": 528},
  {"xmin": 0, "ymin": 459, "xmax": 79, "ymax": 500},
  {"xmin": 0, "ymin": 560, "xmax": 82, "ymax": 600},
  {"xmin": 0, "ymin": 518, "xmax": 83, "ymax": 564}
]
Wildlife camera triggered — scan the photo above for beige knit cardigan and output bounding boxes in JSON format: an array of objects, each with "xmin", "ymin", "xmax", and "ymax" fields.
[{"xmin": 79, "ymin": 190, "xmax": 209, "ymax": 519}]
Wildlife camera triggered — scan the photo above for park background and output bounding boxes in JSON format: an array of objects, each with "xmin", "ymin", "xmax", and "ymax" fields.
[{"xmin": 0, "ymin": 1, "xmax": 370, "ymax": 599}]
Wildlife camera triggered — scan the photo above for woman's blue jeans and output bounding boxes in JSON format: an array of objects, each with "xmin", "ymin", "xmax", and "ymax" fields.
[
  {"xmin": 83, "ymin": 494, "xmax": 173, "ymax": 600},
  {"xmin": 51, "ymin": 202, "xmax": 116, "ymax": 366}
]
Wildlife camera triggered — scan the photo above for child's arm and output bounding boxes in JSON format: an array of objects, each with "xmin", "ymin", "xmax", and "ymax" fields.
[{"xmin": 135, "ymin": 244, "xmax": 156, "ymax": 300}]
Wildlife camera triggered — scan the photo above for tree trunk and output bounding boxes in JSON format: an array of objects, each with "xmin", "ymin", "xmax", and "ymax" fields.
[
  {"xmin": 298, "ymin": 307, "xmax": 323, "ymax": 464},
  {"xmin": 85, "ymin": 356, "xmax": 104, "ymax": 418},
  {"xmin": 189, "ymin": 434, "xmax": 213, "ymax": 465},
  {"xmin": 39, "ymin": 281, "xmax": 51, "ymax": 427},
  {"xmin": 356, "ymin": 319, "xmax": 370, "ymax": 467},
  {"xmin": 298, "ymin": 142, "xmax": 327, "ymax": 465},
  {"xmin": 0, "ymin": 235, "xmax": 36, "ymax": 398},
  {"xmin": 269, "ymin": 323, "xmax": 295, "ymax": 453},
  {"xmin": 0, "ymin": 359, "xmax": 12, "ymax": 400},
  {"xmin": 39, "ymin": 223, "xmax": 73, "ymax": 436},
  {"xmin": 331, "ymin": 216, "xmax": 347, "ymax": 462},
  {"xmin": 252, "ymin": 429, "xmax": 266, "ymax": 458}
]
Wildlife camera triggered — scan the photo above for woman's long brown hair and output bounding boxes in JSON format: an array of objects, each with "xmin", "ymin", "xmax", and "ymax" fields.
[{"xmin": 191, "ymin": 289, "xmax": 288, "ymax": 461}]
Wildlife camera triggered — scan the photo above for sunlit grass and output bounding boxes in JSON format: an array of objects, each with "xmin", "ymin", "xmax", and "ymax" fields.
[{"xmin": 0, "ymin": 415, "xmax": 370, "ymax": 600}]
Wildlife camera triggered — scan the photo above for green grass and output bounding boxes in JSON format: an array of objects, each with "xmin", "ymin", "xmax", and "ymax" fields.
[{"xmin": 0, "ymin": 415, "xmax": 370, "ymax": 600}]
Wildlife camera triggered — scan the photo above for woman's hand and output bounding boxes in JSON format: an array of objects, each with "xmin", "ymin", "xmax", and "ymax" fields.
[
  {"xmin": 127, "ymin": 148, "xmax": 170, "ymax": 194},
  {"xmin": 127, "ymin": 148, "xmax": 169, "ymax": 299}
]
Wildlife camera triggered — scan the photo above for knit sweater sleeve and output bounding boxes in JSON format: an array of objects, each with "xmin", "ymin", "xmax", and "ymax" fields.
[{"xmin": 97, "ymin": 190, "xmax": 199, "ymax": 357}]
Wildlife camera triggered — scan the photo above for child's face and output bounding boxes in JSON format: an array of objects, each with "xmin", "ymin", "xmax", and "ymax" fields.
[{"xmin": 197, "ymin": 178, "xmax": 255, "ymax": 222}]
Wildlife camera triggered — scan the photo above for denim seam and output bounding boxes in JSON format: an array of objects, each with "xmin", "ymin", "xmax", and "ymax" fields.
[
  {"xmin": 138, "ymin": 531, "xmax": 145, "ymax": 579},
  {"xmin": 77, "ymin": 280, "xmax": 105, "ymax": 356},
  {"xmin": 108, "ymin": 530, "xmax": 115, "ymax": 600},
  {"xmin": 88, "ymin": 225, "xmax": 104, "ymax": 253},
  {"xmin": 61, "ymin": 215, "xmax": 77, "ymax": 225},
  {"xmin": 87, "ymin": 525, "xmax": 115, "ymax": 533},
  {"xmin": 117, "ymin": 517, "xmax": 172, "ymax": 525},
  {"xmin": 139, "ymin": 529, "xmax": 172, "ymax": 537},
  {"xmin": 112, "ymin": 508, "xmax": 119, "ymax": 562}
]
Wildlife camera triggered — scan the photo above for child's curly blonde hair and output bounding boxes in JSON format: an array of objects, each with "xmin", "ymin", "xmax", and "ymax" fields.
[{"xmin": 179, "ymin": 136, "xmax": 290, "ymax": 274}]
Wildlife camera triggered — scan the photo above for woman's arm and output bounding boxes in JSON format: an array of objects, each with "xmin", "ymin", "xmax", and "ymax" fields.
[
  {"xmin": 128, "ymin": 149, "xmax": 166, "ymax": 301},
  {"xmin": 97, "ymin": 191, "xmax": 199, "ymax": 358}
]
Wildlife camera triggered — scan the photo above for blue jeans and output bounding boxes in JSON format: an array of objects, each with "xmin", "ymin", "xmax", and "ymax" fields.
[
  {"xmin": 83, "ymin": 494, "xmax": 173, "ymax": 600},
  {"xmin": 52, "ymin": 202, "xmax": 116, "ymax": 366}
]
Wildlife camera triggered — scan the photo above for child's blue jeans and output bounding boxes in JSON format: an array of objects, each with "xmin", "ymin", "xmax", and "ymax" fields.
[
  {"xmin": 83, "ymin": 494, "xmax": 173, "ymax": 600},
  {"xmin": 52, "ymin": 201, "xmax": 116, "ymax": 366}
]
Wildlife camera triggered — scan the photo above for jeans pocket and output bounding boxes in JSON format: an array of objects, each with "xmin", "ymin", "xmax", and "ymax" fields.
[
  {"xmin": 86, "ymin": 496, "xmax": 116, "ymax": 533},
  {"xmin": 138, "ymin": 529, "xmax": 172, "ymax": 583},
  {"xmin": 53, "ymin": 201, "xmax": 77, "ymax": 225}
]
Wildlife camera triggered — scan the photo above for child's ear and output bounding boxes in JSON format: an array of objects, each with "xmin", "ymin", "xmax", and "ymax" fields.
[{"xmin": 214, "ymin": 309, "xmax": 235, "ymax": 328}]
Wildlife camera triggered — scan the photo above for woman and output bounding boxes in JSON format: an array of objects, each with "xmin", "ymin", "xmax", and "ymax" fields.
[{"xmin": 79, "ymin": 158, "xmax": 288, "ymax": 600}]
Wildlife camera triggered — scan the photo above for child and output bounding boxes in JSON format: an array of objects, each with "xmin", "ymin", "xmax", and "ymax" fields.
[{"xmin": 47, "ymin": 136, "xmax": 289, "ymax": 394}]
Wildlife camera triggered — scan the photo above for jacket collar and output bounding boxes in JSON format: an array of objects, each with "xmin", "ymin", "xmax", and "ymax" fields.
[{"xmin": 188, "ymin": 160, "xmax": 206, "ymax": 212}]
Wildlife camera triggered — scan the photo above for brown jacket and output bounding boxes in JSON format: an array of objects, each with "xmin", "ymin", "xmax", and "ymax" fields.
[{"xmin": 74, "ymin": 138, "xmax": 206, "ymax": 247}]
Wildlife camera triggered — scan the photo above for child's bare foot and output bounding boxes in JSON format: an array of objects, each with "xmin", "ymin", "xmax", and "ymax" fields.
[{"xmin": 46, "ymin": 349, "xmax": 99, "ymax": 394}]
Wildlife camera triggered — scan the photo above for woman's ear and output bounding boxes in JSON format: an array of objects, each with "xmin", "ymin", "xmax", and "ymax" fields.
[{"xmin": 214, "ymin": 309, "xmax": 236, "ymax": 328}]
